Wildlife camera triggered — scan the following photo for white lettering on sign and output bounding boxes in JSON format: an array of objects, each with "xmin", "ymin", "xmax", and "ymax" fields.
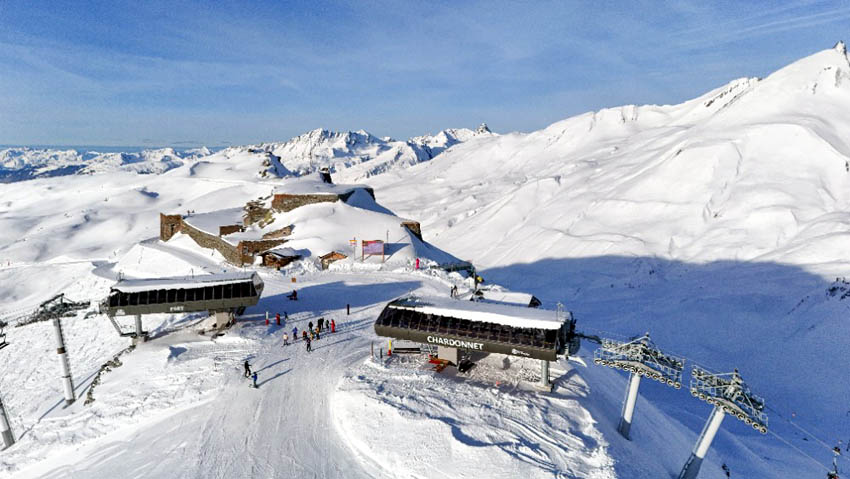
[
  {"xmin": 511, "ymin": 348, "xmax": 531, "ymax": 357},
  {"xmin": 426, "ymin": 335, "xmax": 484, "ymax": 350},
  {"xmin": 117, "ymin": 309, "xmax": 125, "ymax": 315},
  {"xmin": 170, "ymin": 305, "xmax": 185, "ymax": 312}
]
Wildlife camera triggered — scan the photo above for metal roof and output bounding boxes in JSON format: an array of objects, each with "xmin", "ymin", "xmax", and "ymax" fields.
[
  {"xmin": 111, "ymin": 272, "xmax": 260, "ymax": 293},
  {"xmin": 388, "ymin": 295, "xmax": 568, "ymax": 330}
]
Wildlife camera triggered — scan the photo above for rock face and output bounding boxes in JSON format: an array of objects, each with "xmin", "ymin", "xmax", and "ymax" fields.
[{"xmin": 243, "ymin": 199, "xmax": 275, "ymax": 228}]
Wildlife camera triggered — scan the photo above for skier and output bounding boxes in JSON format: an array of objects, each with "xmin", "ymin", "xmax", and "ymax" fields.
[
  {"xmin": 833, "ymin": 445, "xmax": 842, "ymax": 471},
  {"xmin": 318, "ymin": 317, "xmax": 324, "ymax": 332},
  {"xmin": 275, "ymin": 312, "xmax": 281, "ymax": 325},
  {"xmin": 302, "ymin": 330, "xmax": 308, "ymax": 341},
  {"xmin": 721, "ymin": 463, "xmax": 730, "ymax": 478},
  {"xmin": 243, "ymin": 360, "xmax": 252, "ymax": 378},
  {"xmin": 315, "ymin": 327, "xmax": 320, "ymax": 341},
  {"xmin": 283, "ymin": 332, "xmax": 289, "ymax": 346},
  {"xmin": 306, "ymin": 336, "xmax": 312, "ymax": 352},
  {"xmin": 292, "ymin": 326, "xmax": 298, "ymax": 340},
  {"xmin": 251, "ymin": 371, "xmax": 258, "ymax": 388},
  {"xmin": 308, "ymin": 321, "xmax": 313, "ymax": 332},
  {"xmin": 331, "ymin": 318, "xmax": 336, "ymax": 333}
]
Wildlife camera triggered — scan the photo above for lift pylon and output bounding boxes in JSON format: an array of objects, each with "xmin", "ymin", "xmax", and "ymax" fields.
[
  {"xmin": 594, "ymin": 333, "xmax": 684, "ymax": 439},
  {"xmin": 0, "ymin": 320, "xmax": 8, "ymax": 351},
  {"xmin": 679, "ymin": 367, "xmax": 767, "ymax": 479},
  {"xmin": 0, "ymin": 393, "xmax": 14, "ymax": 450},
  {"xmin": 689, "ymin": 366, "xmax": 767, "ymax": 433}
]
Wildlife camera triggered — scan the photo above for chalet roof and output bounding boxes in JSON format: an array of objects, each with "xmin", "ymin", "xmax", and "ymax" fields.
[
  {"xmin": 319, "ymin": 251, "xmax": 347, "ymax": 259},
  {"xmin": 262, "ymin": 247, "xmax": 300, "ymax": 258}
]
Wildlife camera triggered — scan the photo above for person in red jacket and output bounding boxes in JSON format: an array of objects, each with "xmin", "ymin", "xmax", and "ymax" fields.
[{"xmin": 331, "ymin": 319, "xmax": 336, "ymax": 333}]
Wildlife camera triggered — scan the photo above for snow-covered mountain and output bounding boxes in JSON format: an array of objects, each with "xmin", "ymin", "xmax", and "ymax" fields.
[
  {"xmin": 0, "ymin": 147, "xmax": 209, "ymax": 183},
  {"xmin": 255, "ymin": 124, "xmax": 493, "ymax": 180},
  {"xmin": 374, "ymin": 41, "xmax": 850, "ymax": 268},
  {"xmin": 2, "ymin": 43, "xmax": 850, "ymax": 479},
  {"xmin": 0, "ymin": 125, "xmax": 492, "ymax": 184}
]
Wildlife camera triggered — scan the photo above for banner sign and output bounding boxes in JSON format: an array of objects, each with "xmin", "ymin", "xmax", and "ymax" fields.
[{"xmin": 363, "ymin": 240, "xmax": 384, "ymax": 255}]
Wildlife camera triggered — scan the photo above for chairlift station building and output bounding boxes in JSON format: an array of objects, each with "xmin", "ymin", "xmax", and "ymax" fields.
[
  {"xmin": 375, "ymin": 296, "xmax": 578, "ymax": 364},
  {"xmin": 100, "ymin": 272, "xmax": 264, "ymax": 340}
]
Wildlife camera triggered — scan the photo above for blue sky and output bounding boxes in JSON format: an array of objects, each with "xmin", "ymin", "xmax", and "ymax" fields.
[{"xmin": 1, "ymin": 0, "xmax": 848, "ymax": 147}]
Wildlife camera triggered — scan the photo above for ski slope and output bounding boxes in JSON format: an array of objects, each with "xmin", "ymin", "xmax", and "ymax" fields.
[{"xmin": 1, "ymin": 260, "xmax": 622, "ymax": 479}]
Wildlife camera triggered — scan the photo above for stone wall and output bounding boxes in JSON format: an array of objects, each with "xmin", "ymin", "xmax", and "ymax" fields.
[
  {"xmin": 262, "ymin": 224, "xmax": 293, "ymax": 239},
  {"xmin": 180, "ymin": 220, "xmax": 243, "ymax": 265},
  {"xmin": 160, "ymin": 214, "xmax": 183, "ymax": 241},
  {"xmin": 219, "ymin": 224, "xmax": 243, "ymax": 236},
  {"xmin": 163, "ymin": 212, "xmax": 287, "ymax": 266},
  {"xmin": 271, "ymin": 193, "xmax": 339, "ymax": 212},
  {"xmin": 270, "ymin": 187, "xmax": 376, "ymax": 213}
]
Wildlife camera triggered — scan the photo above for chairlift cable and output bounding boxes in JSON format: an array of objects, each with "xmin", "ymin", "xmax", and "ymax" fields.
[
  {"xmin": 765, "ymin": 404, "xmax": 850, "ymax": 466},
  {"xmin": 767, "ymin": 427, "xmax": 833, "ymax": 472}
]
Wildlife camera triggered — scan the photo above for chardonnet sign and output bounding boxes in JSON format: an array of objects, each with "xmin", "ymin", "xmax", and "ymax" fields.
[{"xmin": 426, "ymin": 335, "xmax": 484, "ymax": 350}]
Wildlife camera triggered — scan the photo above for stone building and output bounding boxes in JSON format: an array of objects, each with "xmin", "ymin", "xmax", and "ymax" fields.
[{"xmin": 159, "ymin": 174, "xmax": 421, "ymax": 268}]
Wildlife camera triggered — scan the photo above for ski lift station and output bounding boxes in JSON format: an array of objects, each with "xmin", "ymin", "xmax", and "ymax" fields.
[
  {"xmin": 374, "ymin": 296, "xmax": 579, "ymax": 390},
  {"xmin": 100, "ymin": 272, "xmax": 264, "ymax": 341}
]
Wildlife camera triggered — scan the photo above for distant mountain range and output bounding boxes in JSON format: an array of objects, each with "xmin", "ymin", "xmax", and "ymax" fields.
[{"xmin": 0, "ymin": 124, "xmax": 494, "ymax": 183}]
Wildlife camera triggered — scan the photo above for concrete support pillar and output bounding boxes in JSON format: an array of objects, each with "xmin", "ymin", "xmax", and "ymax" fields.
[
  {"xmin": 540, "ymin": 360, "xmax": 551, "ymax": 389},
  {"xmin": 52, "ymin": 317, "xmax": 76, "ymax": 406},
  {"xmin": 678, "ymin": 406, "xmax": 726, "ymax": 479},
  {"xmin": 618, "ymin": 372, "xmax": 642, "ymax": 439},
  {"xmin": 134, "ymin": 314, "xmax": 144, "ymax": 340},
  {"xmin": 0, "ymin": 394, "xmax": 14, "ymax": 450}
]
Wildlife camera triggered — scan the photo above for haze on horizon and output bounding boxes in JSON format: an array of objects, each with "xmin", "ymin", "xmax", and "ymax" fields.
[{"xmin": 1, "ymin": 0, "xmax": 848, "ymax": 147}]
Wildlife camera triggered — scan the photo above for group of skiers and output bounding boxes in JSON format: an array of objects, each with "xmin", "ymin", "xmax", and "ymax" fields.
[
  {"xmin": 280, "ymin": 317, "xmax": 337, "ymax": 354},
  {"xmin": 244, "ymin": 315, "xmax": 339, "ymax": 388}
]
